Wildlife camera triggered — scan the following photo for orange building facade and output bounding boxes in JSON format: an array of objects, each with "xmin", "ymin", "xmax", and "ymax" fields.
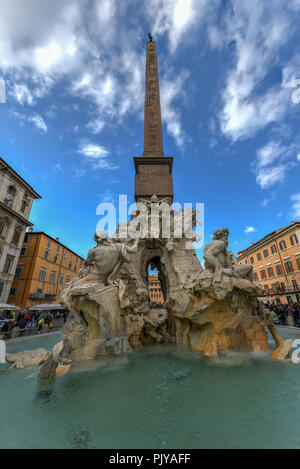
[
  {"xmin": 8, "ymin": 229, "xmax": 85, "ymax": 309},
  {"xmin": 148, "ymin": 274, "xmax": 164, "ymax": 304},
  {"xmin": 237, "ymin": 221, "xmax": 300, "ymax": 304}
]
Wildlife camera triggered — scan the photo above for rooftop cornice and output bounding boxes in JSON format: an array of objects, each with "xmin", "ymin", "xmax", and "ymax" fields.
[
  {"xmin": 237, "ymin": 222, "xmax": 300, "ymax": 259},
  {"xmin": 0, "ymin": 157, "xmax": 41, "ymax": 199},
  {"xmin": 0, "ymin": 200, "xmax": 33, "ymax": 227}
]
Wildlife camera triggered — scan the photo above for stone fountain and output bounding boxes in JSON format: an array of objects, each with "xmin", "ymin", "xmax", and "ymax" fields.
[{"xmin": 38, "ymin": 199, "xmax": 293, "ymax": 380}]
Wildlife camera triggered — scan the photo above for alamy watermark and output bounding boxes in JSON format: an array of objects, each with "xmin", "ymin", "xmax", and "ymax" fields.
[
  {"xmin": 291, "ymin": 339, "xmax": 300, "ymax": 364},
  {"xmin": 0, "ymin": 77, "xmax": 6, "ymax": 104},
  {"xmin": 95, "ymin": 195, "xmax": 204, "ymax": 249}
]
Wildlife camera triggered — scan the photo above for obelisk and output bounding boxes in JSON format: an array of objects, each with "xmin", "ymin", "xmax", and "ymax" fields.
[{"xmin": 134, "ymin": 34, "xmax": 174, "ymax": 204}]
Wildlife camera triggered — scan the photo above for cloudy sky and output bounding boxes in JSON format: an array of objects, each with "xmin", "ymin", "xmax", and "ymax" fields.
[{"xmin": 0, "ymin": 0, "xmax": 300, "ymax": 258}]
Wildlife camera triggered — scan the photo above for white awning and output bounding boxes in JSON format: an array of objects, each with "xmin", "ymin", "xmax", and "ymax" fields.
[
  {"xmin": 0, "ymin": 304, "xmax": 20, "ymax": 312},
  {"xmin": 29, "ymin": 304, "xmax": 67, "ymax": 311}
]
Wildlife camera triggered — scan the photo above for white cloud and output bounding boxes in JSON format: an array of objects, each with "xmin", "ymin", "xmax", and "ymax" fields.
[
  {"xmin": 87, "ymin": 119, "xmax": 105, "ymax": 135},
  {"xmin": 148, "ymin": 0, "xmax": 205, "ymax": 53},
  {"xmin": 297, "ymin": 153, "xmax": 300, "ymax": 162},
  {"xmin": 78, "ymin": 141, "xmax": 118, "ymax": 170},
  {"xmin": 219, "ymin": 0, "xmax": 298, "ymax": 140},
  {"xmin": 245, "ymin": 226, "xmax": 257, "ymax": 233},
  {"xmin": 28, "ymin": 113, "xmax": 47, "ymax": 133},
  {"xmin": 253, "ymin": 140, "xmax": 298, "ymax": 188},
  {"xmin": 79, "ymin": 142, "xmax": 109, "ymax": 159},
  {"xmin": 0, "ymin": 0, "xmax": 194, "ymax": 149},
  {"xmin": 161, "ymin": 72, "xmax": 188, "ymax": 147},
  {"xmin": 11, "ymin": 83, "xmax": 34, "ymax": 106},
  {"xmin": 256, "ymin": 165, "xmax": 286, "ymax": 189},
  {"xmin": 290, "ymin": 193, "xmax": 300, "ymax": 218}
]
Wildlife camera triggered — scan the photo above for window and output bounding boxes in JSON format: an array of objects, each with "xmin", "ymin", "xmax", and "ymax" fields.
[
  {"xmin": 285, "ymin": 261, "xmax": 294, "ymax": 273},
  {"xmin": 12, "ymin": 227, "xmax": 22, "ymax": 245},
  {"xmin": 74, "ymin": 265, "xmax": 77, "ymax": 272},
  {"xmin": 59, "ymin": 274, "xmax": 64, "ymax": 285},
  {"xmin": 253, "ymin": 272, "xmax": 258, "ymax": 281},
  {"xmin": 70, "ymin": 253, "xmax": 72, "ymax": 260},
  {"xmin": 263, "ymin": 249, "xmax": 269, "ymax": 258},
  {"xmin": 66, "ymin": 276, "xmax": 71, "ymax": 284},
  {"xmin": 15, "ymin": 265, "xmax": 24, "ymax": 279},
  {"xmin": 54, "ymin": 255, "xmax": 58, "ymax": 264},
  {"xmin": 0, "ymin": 219, "xmax": 6, "ymax": 237},
  {"xmin": 267, "ymin": 266, "xmax": 274, "ymax": 278},
  {"xmin": 279, "ymin": 240, "xmax": 286, "ymax": 250},
  {"xmin": 57, "ymin": 245, "xmax": 60, "ymax": 252},
  {"xmin": 250, "ymin": 256, "xmax": 254, "ymax": 264},
  {"xmin": 290, "ymin": 234, "xmax": 298, "ymax": 246},
  {"xmin": 44, "ymin": 250, "xmax": 49, "ymax": 260},
  {"xmin": 4, "ymin": 185, "xmax": 16, "ymax": 207},
  {"xmin": 245, "ymin": 260, "xmax": 248, "ymax": 264},
  {"xmin": 64, "ymin": 249, "xmax": 67, "ymax": 256},
  {"xmin": 3, "ymin": 256, "xmax": 13, "ymax": 274},
  {"xmin": 9, "ymin": 288, "xmax": 17, "ymax": 298},
  {"xmin": 257, "ymin": 253, "xmax": 262, "ymax": 261},
  {"xmin": 292, "ymin": 280, "xmax": 298, "ymax": 291},
  {"xmin": 38, "ymin": 269, "xmax": 47, "ymax": 281},
  {"xmin": 50, "ymin": 272, "xmax": 56, "ymax": 284},
  {"xmin": 21, "ymin": 201, "xmax": 28, "ymax": 214},
  {"xmin": 24, "ymin": 233, "xmax": 31, "ymax": 243},
  {"xmin": 69, "ymin": 262, "xmax": 72, "ymax": 270},
  {"xmin": 260, "ymin": 269, "xmax": 266, "ymax": 280},
  {"xmin": 20, "ymin": 247, "xmax": 27, "ymax": 256},
  {"xmin": 47, "ymin": 239, "xmax": 51, "ymax": 248},
  {"xmin": 275, "ymin": 264, "xmax": 283, "ymax": 275},
  {"xmin": 280, "ymin": 282, "xmax": 286, "ymax": 292},
  {"xmin": 0, "ymin": 282, "xmax": 4, "ymax": 297},
  {"xmin": 271, "ymin": 245, "xmax": 277, "ymax": 254},
  {"xmin": 264, "ymin": 285, "xmax": 269, "ymax": 294}
]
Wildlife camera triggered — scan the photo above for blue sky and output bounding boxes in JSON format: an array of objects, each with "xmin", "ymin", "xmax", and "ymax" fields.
[{"xmin": 0, "ymin": 0, "xmax": 300, "ymax": 259}]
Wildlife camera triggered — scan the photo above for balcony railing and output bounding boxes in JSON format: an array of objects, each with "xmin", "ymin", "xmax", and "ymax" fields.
[{"xmin": 29, "ymin": 293, "xmax": 56, "ymax": 301}]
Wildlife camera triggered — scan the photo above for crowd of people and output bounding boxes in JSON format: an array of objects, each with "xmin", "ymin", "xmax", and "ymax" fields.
[
  {"xmin": 259, "ymin": 301, "xmax": 300, "ymax": 327},
  {"xmin": 0, "ymin": 309, "xmax": 68, "ymax": 339}
]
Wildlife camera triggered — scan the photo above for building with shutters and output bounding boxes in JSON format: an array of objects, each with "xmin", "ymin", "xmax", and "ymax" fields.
[
  {"xmin": 8, "ymin": 229, "xmax": 85, "ymax": 309},
  {"xmin": 0, "ymin": 157, "xmax": 41, "ymax": 304},
  {"xmin": 237, "ymin": 221, "xmax": 300, "ymax": 304}
]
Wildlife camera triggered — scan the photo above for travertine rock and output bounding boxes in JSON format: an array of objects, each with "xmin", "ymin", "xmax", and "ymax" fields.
[
  {"xmin": 55, "ymin": 204, "xmax": 291, "ymax": 371},
  {"xmin": 7, "ymin": 348, "xmax": 49, "ymax": 368}
]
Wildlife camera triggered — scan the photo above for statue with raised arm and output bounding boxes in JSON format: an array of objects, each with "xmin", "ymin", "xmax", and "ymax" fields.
[
  {"xmin": 203, "ymin": 228, "xmax": 253, "ymax": 283},
  {"xmin": 84, "ymin": 230, "xmax": 139, "ymax": 285}
]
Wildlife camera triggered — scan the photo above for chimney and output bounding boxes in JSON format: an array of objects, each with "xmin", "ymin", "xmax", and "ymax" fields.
[
  {"xmin": 56, "ymin": 237, "xmax": 59, "ymax": 241},
  {"xmin": 28, "ymin": 227, "xmax": 34, "ymax": 233}
]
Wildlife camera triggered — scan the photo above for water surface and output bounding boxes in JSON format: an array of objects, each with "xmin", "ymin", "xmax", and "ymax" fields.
[{"xmin": 1, "ymin": 330, "xmax": 300, "ymax": 449}]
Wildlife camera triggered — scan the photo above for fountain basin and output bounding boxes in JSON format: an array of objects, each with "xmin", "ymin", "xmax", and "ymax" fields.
[{"xmin": 1, "ymin": 329, "xmax": 300, "ymax": 449}]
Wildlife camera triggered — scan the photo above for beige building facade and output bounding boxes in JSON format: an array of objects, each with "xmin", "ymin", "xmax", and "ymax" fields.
[
  {"xmin": 8, "ymin": 230, "xmax": 85, "ymax": 310},
  {"xmin": 237, "ymin": 221, "xmax": 300, "ymax": 304},
  {"xmin": 0, "ymin": 158, "xmax": 41, "ymax": 304},
  {"xmin": 148, "ymin": 274, "xmax": 164, "ymax": 304}
]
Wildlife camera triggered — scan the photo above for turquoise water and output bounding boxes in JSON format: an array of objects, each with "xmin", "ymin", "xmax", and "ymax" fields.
[{"xmin": 1, "ymin": 330, "xmax": 300, "ymax": 449}]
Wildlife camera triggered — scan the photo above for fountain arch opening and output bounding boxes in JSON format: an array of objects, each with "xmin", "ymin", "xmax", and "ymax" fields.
[{"xmin": 144, "ymin": 255, "xmax": 168, "ymax": 305}]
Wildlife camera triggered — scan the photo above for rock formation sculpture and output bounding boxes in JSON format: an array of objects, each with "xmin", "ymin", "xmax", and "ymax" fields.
[{"xmin": 37, "ymin": 199, "xmax": 293, "ymax": 379}]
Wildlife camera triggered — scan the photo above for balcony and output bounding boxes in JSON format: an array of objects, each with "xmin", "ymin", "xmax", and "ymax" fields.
[{"xmin": 29, "ymin": 292, "xmax": 56, "ymax": 301}]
